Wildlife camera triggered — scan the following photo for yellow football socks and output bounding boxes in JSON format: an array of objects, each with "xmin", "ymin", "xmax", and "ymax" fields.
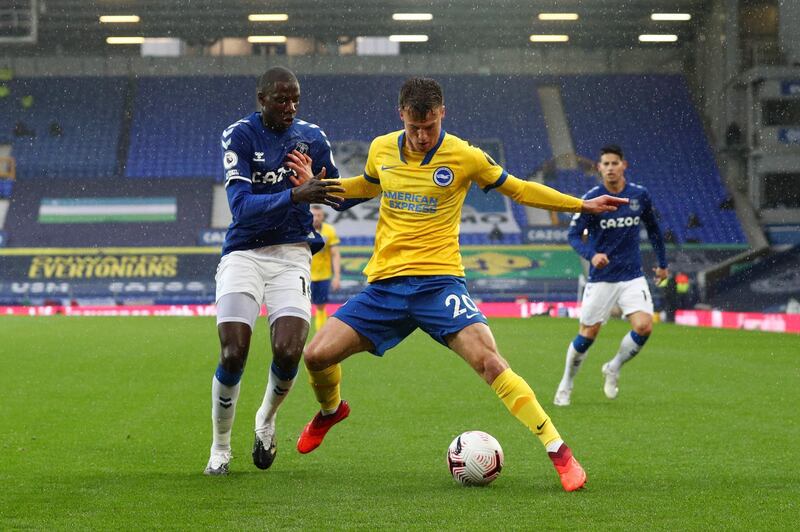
[
  {"xmin": 307, "ymin": 363, "xmax": 341, "ymax": 414},
  {"xmin": 491, "ymin": 368, "xmax": 561, "ymax": 448},
  {"xmin": 314, "ymin": 307, "xmax": 328, "ymax": 330}
]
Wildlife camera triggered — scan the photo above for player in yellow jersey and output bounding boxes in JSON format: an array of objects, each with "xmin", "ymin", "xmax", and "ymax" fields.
[
  {"xmin": 285, "ymin": 77, "xmax": 626, "ymax": 492},
  {"xmin": 309, "ymin": 205, "xmax": 341, "ymax": 330}
]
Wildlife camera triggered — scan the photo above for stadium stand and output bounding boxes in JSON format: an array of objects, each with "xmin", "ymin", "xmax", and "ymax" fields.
[
  {"xmin": 125, "ymin": 74, "xmax": 552, "ymax": 179},
  {"xmin": 707, "ymin": 244, "xmax": 800, "ymax": 312},
  {"xmin": 126, "ymin": 76, "xmax": 252, "ymax": 178},
  {"xmin": 0, "ymin": 77, "xmax": 125, "ymax": 179},
  {"xmin": 1, "ymin": 74, "xmax": 743, "ymax": 247},
  {"xmin": 557, "ymin": 74, "xmax": 746, "ymax": 244}
]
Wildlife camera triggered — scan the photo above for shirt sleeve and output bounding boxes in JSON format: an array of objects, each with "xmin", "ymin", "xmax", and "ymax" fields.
[
  {"xmin": 311, "ymin": 127, "xmax": 340, "ymax": 179},
  {"xmin": 567, "ymin": 210, "xmax": 595, "ymax": 261},
  {"xmin": 362, "ymin": 138, "xmax": 381, "ymax": 185},
  {"xmin": 221, "ymin": 124, "xmax": 252, "ymax": 187},
  {"xmin": 641, "ymin": 191, "xmax": 668, "ymax": 268},
  {"xmin": 495, "ymin": 175, "xmax": 584, "ymax": 212},
  {"xmin": 338, "ymin": 176, "xmax": 382, "ymax": 199},
  {"xmin": 466, "ymin": 145, "xmax": 507, "ymax": 192},
  {"xmin": 327, "ymin": 224, "xmax": 341, "ymax": 247},
  {"xmin": 225, "ymin": 180, "xmax": 293, "ymax": 229}
]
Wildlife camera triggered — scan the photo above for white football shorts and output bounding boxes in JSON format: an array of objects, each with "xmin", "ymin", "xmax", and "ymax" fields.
[
  {"xmin": 579, "ymin": 276, "xmax": 654, "ymax": 326},
  {"xmin": 215, "ymin": 243, "xmax": 312, "ymax": 327}
]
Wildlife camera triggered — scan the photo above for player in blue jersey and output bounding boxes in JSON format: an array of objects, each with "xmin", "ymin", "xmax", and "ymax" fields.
[
  {"xmin": 554, "ymin": 145, "xmax": 668, "ymax": 406},
  {"xmin": 204, "ymin": 66, "xmax": 345, "ymax": 475}
]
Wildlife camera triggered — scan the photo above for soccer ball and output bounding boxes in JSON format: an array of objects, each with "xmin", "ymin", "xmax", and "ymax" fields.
[{"xmin": 446, "ymin": 431, "xmax": 504, "ymax": 486}]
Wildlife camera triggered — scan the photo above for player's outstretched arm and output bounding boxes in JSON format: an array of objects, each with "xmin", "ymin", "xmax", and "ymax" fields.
[
  {"xmin": 497, "ymin": 176, "xmax": 583, "ymax": 211},
  {"xmin": 498, "ymin": 175, "xmax": 628, "ymax": 213}
]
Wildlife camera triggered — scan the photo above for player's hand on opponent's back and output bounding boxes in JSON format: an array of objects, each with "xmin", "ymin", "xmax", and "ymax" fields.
[
  {"xmin": 581, "ymin": 194, "xmax": 628, "ymax": 214},
  {"xmin": 285, "ymin": 150, "xmax": 344, "ymax": 208}
]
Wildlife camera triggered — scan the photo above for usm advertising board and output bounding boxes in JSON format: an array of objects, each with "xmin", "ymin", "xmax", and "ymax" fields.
[
  {"xmin": 0, "ymin": 246, "xmax": 584, "ymax": 305},
  {"xmin": 0, "ymin": 248, "xmax": 219, "ymax": 304}
]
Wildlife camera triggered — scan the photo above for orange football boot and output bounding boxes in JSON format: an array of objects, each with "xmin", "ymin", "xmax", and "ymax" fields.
[
  {"xmin": 296, "ymin": 400, "xmax": 350, "ymax": 454},
  {"xmin": 548, "ymin": 443, "xmax": 587, "ymax": 492}
]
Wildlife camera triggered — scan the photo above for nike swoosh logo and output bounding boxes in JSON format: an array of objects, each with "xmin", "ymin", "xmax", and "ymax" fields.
[
  {"xmin": 381, "ymin": 165, "xmax": 401, "ymax": 170},
  {"xmin": 465, "ymin": 312, "xmax": 480, "ymax": 319},
  {"xmin": 536, "ymin": 419, "xmax": 548, "ymax": 431}
]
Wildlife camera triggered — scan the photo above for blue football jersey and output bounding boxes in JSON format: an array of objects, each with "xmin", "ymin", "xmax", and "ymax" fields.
[
  {"xmin": 568, "ymin": 181, "xmax": 667, "ymax": 282},
  {"xmin": 220, "ymin": 112, "xmax": 339, "ymax": 256}
]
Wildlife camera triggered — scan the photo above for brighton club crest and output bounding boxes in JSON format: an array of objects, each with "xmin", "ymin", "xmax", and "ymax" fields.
[{"xmin": 433, "ymin": 166, "xmax": 455, "ymax": 187}]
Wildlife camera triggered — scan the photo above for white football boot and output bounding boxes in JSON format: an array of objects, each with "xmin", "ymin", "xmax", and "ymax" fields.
[
  {"xmin": 553, "ymin": 386, "xmax": 572, "ymax": 406},
  {"xmin": 204, "ymin": 449, "xmax": 231, "ymax": 476},
  {"xmin": 601, "ymin": 362, "xmax": 619, "ymax": 399}
]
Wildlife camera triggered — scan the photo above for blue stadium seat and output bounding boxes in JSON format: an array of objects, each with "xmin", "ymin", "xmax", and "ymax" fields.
[
  {"xmin": 559, "ymin": 74, "xmax": 745, "ymax": 244},
  {"xmin": 0, "ymin": 179, "xmax": 12, "ymax": 198},
  {"xmin": 0, "ymin": 78, "xmax": 124, "ymax": 178}
]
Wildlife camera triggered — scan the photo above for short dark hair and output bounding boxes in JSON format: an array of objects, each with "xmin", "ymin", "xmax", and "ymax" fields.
[
  {"xmin": 600, "ymin": 144, "xmax": 624, "ymax": 159},
  {"xmin": 258, "ymin": 66, "xmax": 297, "ymax": 92},
  {"xmin": 398, "ymin": 77, "xmax": 443, "ymax": 119}
]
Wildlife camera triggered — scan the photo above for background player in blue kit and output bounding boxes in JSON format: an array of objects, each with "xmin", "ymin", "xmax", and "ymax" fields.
[
  {"xmin": 204, "ymin": 66, "xmax": 345, "ymax": 475},
  {"xmin": 554, "ymin": 145, "xmax": 668, "ymax": 406}
]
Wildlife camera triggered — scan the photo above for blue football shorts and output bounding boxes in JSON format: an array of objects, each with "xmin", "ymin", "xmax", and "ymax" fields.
[
  {"xmin": 333, "ymin": 275, "xmax": 488, "ymax": 356},
  {"xmin": 310, "ymin": 279, "xmax": 331, "ymax": 305}
]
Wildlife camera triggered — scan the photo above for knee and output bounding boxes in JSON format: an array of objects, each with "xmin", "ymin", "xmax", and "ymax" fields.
[
  {"xmin": 633, "ymin": 321, "xmax": 653, "ymax": 337},
  {"xmin": 480, "ymin": 354, "xmax": 509, "ymax": 385},
  {"xmin": 303, "ymin": 342, "xmax": 329, "ymax": 372},
  {"xmin": 579, "ymin": 323, "xmax": 601, "ymax": 339},
  {"xmin": 272, "ymin": 338, "xmax": 304, "ymax": 369},
  {"xmin": 220, "ymin": 341, "xmax": 249, "ymax": 373}
]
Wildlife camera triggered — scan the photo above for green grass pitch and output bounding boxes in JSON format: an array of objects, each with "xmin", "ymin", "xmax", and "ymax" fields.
[{"xmin": 2, "ymin": 316, "xmax": 798, "ymax": 529}]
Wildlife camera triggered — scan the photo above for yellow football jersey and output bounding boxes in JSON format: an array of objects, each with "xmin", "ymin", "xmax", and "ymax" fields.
[
  {"xmin": 338, "ymin": 130, "xmax": 583, "ymax": 283},
  {"xmin": 310, "ymin": 222, "xmax": 340, "ymax": 282}
]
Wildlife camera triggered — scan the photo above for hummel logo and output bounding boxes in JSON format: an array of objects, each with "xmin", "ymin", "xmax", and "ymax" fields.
[
  {"xmin": 536, "ymin": 419, "xmax": 548, "ymax": 431},
  {"xmin": 218, "ymin": 395, "xmax": 233, "ymax": 409},
  {"xmin": 254, "ymin": 152, "xmax": 265, "ymax": 162},
  {"xmin": 381, "ymin": 164, "xmax": 401, "ymax": 171}
]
